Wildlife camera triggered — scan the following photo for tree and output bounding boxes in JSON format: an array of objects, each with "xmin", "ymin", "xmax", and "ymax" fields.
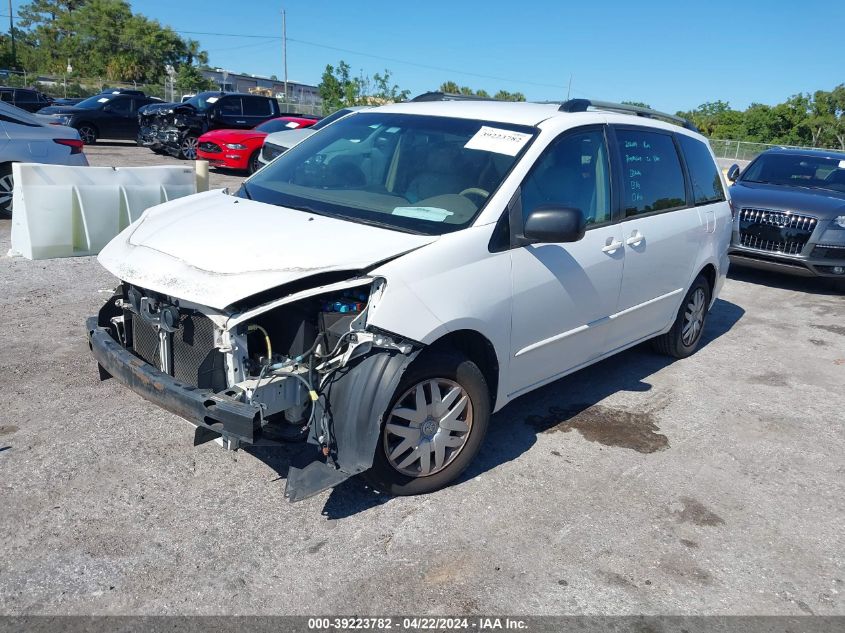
[
  {"xmin": 371, "ymin": 70, "xmax": 409, "ymax": 103},
  {"xmin": 175, "ymin": 64, "xmax": 216, "ymax": 95},
  {"xmin": 319, "ymin": 60, "xmax": 409, "ymax": 112},
  {"xmin": 494, "ymin": 89, "xmax": 526, "ymax": 102},
  {"xmin": 438, "ymin": 80, "xmax": 524, "ymax": 101},
  {"xmin": 13, "ymin": 0, "xmax": 210, "ymax": 84},
  {"xmin": 621, "ymin": 100, "xmax": 651, "ymax": 109}
]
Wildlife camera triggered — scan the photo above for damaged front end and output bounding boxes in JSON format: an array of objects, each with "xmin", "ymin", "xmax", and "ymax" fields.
[{"xmin": 87, "ymin": 276, "xmax": 419, "ymax": 501}]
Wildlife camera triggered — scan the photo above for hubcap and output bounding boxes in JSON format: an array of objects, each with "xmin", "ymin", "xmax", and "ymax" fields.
[
  {"xmin": 682, "ymin": 288, "xmax": 706, "ymax": 346},
  {"xmin": 79, "ymin": 127, "xmax": 95, "ymax": 144},
  {"xmin": 0, "ymin": 174, "xmax": 13, "ymax": 211},
  {"xmin": 182, "ymin": 137, "xmax": 198, "ymax": 160},
  {"xmin": 384, "ymin": 378, "xmax": 473, "ymax": 478}
]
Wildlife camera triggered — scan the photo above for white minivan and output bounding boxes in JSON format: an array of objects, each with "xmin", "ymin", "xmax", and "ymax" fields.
[{"xmin": 87, "ymin": 99, "xmax": 731, "ymax": 501}]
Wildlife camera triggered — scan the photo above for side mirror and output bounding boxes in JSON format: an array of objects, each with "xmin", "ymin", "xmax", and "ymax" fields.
[
  {"xmin": 522, "ymin": 206, "xmax": 586, "ymax": 244},
  {"xmin": 727, "ymin": 164, "xmax": 740, "ymax": 183}
]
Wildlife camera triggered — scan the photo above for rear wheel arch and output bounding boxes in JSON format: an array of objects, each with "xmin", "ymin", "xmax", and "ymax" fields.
[{"xmin": 697, "ymin": 263, "xmax": 717, "ymax": 298}]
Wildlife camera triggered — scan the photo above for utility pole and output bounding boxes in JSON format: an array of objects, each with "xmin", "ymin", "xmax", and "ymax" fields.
[
  {"xmin": 282, "ymin": 8, "xmax": 288, "ymax": 108},
  {"xmin": 8, "ymin": 0, "xmax": 16, "ymax": 69}
]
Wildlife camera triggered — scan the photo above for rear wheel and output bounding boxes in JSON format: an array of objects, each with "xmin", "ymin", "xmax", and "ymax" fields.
[
  {"xmin": 77, "ymin": 124, "xmax": 97, "ymax": 145},
  {"xmin": 179, "ymin": 135, "xmax": 198, "ymax": 160},
  {"xmin": 364, "ymin": 351, "xmax": 490, "ymax": 496},
  {"xmin": 652, "ymin": 275, "xmax": 711, "ymax": 358},
  {"xmin": 0, "ymin": 164, "xmax": 13, "ymax": 217}
]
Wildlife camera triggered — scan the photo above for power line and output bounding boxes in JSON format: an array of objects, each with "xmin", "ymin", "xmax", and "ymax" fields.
[{"xmin": 172, "ymin": 28, "xmax": 566, "ymax": 91}]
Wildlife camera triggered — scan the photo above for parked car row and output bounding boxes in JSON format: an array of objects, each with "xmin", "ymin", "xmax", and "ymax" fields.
[{"xmin": 137, "ymin": 91, "xmax": 315, "ymax": 161}]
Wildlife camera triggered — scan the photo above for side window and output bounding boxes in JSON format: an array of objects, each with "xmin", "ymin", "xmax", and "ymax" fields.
[
  {"xmin": 243, "ymin": 97, "xmax": 272, "ymax": 116},
  {"xmin": 14, "ymin": 90, "xmax": 36, "ymax": 103},
  {"xmin": 678, "ymin": 135, "xmax": 725, "ymax": 205},
  {"xmin": 219, "ymin": 97, "xmax": 243, "ymax": 116},
  {"xmin": 521, "ymin": 128, "xmax": 612, "ymax": 227},
  {"xmin": 0, "ymin": 90, "xmax": 12, "ymax": 102},
  {"xmin": 613, "ymin": 128, "xmax": 686, "ymax": 217},
  {"xmin": 107, "ymin": 97, "xmax": 132, "ymax": 115}
]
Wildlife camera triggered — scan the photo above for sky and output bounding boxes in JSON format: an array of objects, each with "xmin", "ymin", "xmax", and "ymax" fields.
[{"xmin": 10, "ymin": 0, "xmax": 845, "ymax": 113}]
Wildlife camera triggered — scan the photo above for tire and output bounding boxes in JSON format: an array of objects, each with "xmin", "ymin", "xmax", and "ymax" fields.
[
  {"xmin": 179, "ymin": 135, "xmax": 198, "ymax": 160},
  {"xmin": 248, "ymin": 150, "xmax": 261, "ymax": 174},
  {"xmin": 652, "ymin": 274, "xmax": 711, "ymax": 359},
  {"xmin": 364, "ymin": 350, "xmax": 490, "ymax": 496},
  {"xmin": 77, "ymin": 124, "xmax": 97, "ymax": 145},
  {"xmin": 0, "ymin": 163, "xmax": 13, "ymax": 218}
]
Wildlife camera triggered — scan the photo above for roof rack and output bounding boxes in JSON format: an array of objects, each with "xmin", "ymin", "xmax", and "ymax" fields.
[
  {"xmin": 558, "ymin": 99, "xmax": 699, "ymax": 132},
  {"xmin": 410, "ymin": 91, "xmax": 498, "ymax": 102}
]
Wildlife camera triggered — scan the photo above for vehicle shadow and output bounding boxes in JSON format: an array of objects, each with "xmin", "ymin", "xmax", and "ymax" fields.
[
  {"xmin": 460, "ymin": 297, "xmax": 745, "ymax": 484},
  {"xmin": 728, "ymin": 266, "xmax": 843, "ymax": 296},
  {"xmin": 249, "ymin": 298, "xmax": 745, "ymax": 519}
]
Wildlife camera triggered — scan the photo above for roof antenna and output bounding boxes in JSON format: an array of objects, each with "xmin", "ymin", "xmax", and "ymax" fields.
[{"xmin": 566, "ymin": 74, "xmax": 572, "ymax": 101}]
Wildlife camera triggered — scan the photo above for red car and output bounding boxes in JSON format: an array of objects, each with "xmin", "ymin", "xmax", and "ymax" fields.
[{"xmin": 197, "ymin": 116, "xmax": 317, "ymax": 173}]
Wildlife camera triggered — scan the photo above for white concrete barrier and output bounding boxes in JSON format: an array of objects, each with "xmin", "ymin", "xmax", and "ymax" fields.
[{"xmin": 9, "ymin": 163, "xmax": 198, "ymax": 260}]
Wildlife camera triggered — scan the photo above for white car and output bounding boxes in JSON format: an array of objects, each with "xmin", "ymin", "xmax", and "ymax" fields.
[
  {"xmin": 0, "ymin": 101, "xmax": 88, "ymax": 216},
  {"xmin": 87, "ymin": 99, "xmax": 731, "ymax": 501},
  {"xmin": 257, "ymin": 106, "xmax": 368, "ymax": 168}
]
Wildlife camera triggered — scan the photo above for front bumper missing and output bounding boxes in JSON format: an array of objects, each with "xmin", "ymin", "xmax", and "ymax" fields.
[{"xmin": 86, "ymin": 317, "xmax": 260, "ymax": 445}]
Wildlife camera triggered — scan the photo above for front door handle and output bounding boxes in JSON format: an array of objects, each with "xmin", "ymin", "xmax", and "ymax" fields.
[
  {"xmin": 626, "ymin": 230, "xmax": 644, "ymax": 247},
  {"xmin": 602, "ymin": 239, "xmax": 623, "ymax": 254}
]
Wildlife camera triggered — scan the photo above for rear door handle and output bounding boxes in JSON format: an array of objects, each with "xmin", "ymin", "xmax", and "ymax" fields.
[
  {"xmin": 602, "ymin": 239, "xmax": 623, "ymax": 254},
  {"xmin": 626, "ymin": 230, "xmax": 644, "ymax": 247}
]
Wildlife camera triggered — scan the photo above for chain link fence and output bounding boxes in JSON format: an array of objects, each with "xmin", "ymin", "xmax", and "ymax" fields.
[{"xmin": 709, "ymin": 139, "xmax": 845, "ymax": 162}]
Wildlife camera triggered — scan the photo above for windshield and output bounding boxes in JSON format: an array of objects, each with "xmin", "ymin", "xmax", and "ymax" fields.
[
  {"xmin": 255, "ymin": 118, "xmax": 304, "ymax": 134},
  {"xmin": 75, "ymin": 95, "xmax": 112, "ymax": 109},
  {"xmin": 741, "ymin": 152, "xmax": 845, "ymax": 193},
  {"xmin": 242, "ymin": 112, "xmax": 536, "ymax": 235},
  {"xmin": 183, "ymin": 93, "xmax": 219, "ymax": 112},
  {"xmin": 309, "ymin": 108, "xmax": 353, "ymax": 131}
]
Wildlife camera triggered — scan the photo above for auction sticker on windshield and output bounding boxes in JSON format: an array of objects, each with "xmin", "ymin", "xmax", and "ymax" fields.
[
  {"xmin": 393, "ymin": 206, "xmax": 454, "ymax": 221},
  {"xmin": 464, "ymin": 126, "xmax": 532, "ymax": 156}
]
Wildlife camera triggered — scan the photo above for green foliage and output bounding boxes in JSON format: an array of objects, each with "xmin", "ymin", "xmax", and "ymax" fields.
[
  {"xmin": 10, "ymin": 0, "xmax": 211, "ymax": 85},
  {"xmin": 676, "ymin": 87, "xmax": 845, "ymax": 149},
  {"xmin": 621, "ymin": 100, "xmax": 652, "ymax": 109},
  {"xmin": 319, "ymin": 61, "xmax": 410, "ymax": 112},
  {"xmin": 438, "ymin": 81, "xmax": 524, "ymax": 101},
  {"xmin": 493, "ymin": 89, "xmax": 525, "ymax": 102},
  {"xmin": 175, "ymin": 64, "xmax": 216, "ymax": 94}
]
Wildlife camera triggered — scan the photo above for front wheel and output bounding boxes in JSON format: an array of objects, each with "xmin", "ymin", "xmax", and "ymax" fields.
[
  {"xmin": 364, "ymin": 351, "xmax": 490, "ymax": 496},
  {"xmin": 248, "ymin": 150, "xmax": 261, "ymax": 174},
  {"xmin": 179, "ymin": 135, "xmax": 198, "ymax": 160},
  {"xmin": 652, "ymin": 275, "xmax": 711, "ymax": 358},
  {"xmin": 0, "ymin": 164, "xmax": 13, "ymax": 217}
]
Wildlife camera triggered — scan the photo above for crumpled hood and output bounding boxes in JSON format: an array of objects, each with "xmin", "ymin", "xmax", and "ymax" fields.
[
  {"xmin": 730, "ymin": 181, "xmax": 845, "ymax": 218},
  {"xmin": 98, "ymin": 190, "xmax": 438, "ymax": 310}
]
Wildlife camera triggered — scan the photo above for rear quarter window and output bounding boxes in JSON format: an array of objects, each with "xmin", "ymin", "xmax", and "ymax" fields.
[
  {"xmin": 242, "ymin": 97, "xmax": 272, "ymax": 116},
  {"xmin": 679, "ymin": 135, "xmax": 725, "ymax": 205}
]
